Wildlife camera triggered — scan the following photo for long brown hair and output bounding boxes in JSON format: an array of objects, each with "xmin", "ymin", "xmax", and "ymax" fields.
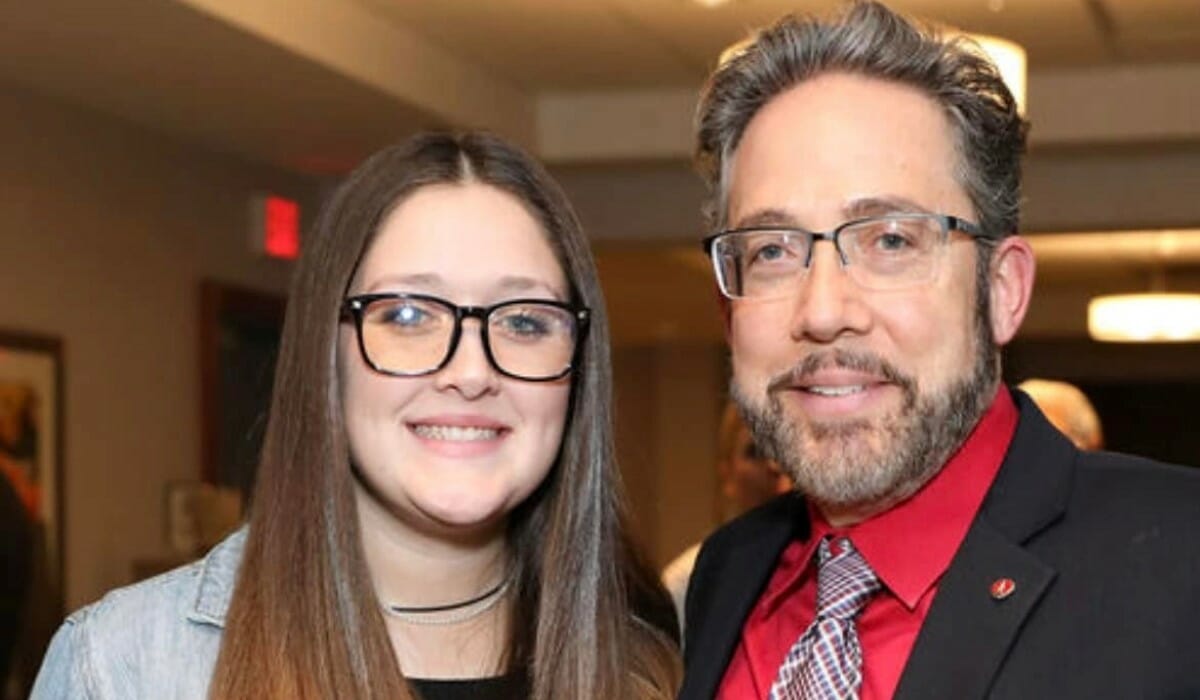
[{"xmin": 208, "ymin": 132, "xmax": 680, "ymax": 699}]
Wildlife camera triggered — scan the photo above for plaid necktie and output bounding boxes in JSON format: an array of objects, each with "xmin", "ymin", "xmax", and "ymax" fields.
[{"xmin": 768, "ymin": 537, "xmax": 881, "ymax": 700}]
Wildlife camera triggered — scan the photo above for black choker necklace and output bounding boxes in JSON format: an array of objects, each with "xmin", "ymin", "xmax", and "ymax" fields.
[{"xmin": 382, "ymin": 574, "xmax": 512, "ymax": 626}]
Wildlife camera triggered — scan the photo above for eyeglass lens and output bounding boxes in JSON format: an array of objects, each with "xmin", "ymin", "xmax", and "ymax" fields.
[
  {"xmin": 713, "ymin": 215, "xmax": 949, "ymax": 297},
  {"xmin": 357, "ymin": 296, "xmax": 580, "ymax": 380}
]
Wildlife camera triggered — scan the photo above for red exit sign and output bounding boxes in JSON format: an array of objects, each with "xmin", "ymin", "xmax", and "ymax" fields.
[{"xmin": 250, "ymin": 194, "xmax": 300, "ymax": 260}]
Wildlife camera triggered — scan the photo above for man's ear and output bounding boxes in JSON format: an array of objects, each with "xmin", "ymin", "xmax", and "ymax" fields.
[{"xmin": 987, "ymin": 235, "xmax": 1036, "ymax": 345}]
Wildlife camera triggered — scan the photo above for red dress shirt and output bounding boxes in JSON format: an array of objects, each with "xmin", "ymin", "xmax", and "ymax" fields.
[{"xmin": 717, "ymin": 388, "xmax": 1018, "ymax": 699}]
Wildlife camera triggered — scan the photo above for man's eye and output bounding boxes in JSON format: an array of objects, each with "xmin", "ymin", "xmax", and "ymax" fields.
[
  {"xmin": 753, "ymin": 243, "xmax": 787, "ymax": 262},
  {"xmin": 746, "ymin": 238, "xmax": 796, "ymax": 266},
  {"xmin": 874, "ymin": 231, "xmax": 914, "ymax": 252}
]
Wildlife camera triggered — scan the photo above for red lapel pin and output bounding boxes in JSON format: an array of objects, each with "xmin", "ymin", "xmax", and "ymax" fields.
[{"xmin": 990, "ymin": 578, "xmax": 1016, "ymax": 600}]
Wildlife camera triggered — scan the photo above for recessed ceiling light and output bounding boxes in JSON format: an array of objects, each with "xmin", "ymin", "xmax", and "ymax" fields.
[{"xmin": 694, "ymin": 0, "xmax": 734, "ymax": 8}]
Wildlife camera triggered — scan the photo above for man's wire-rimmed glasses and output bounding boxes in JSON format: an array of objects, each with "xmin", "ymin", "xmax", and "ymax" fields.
[
  {"xmin": 341, "ymin": 293, "xmax": 590, "ymax": 382},
  {"xmin": 702, "ymin": 213, "xmax": 993, "ymax": 299}
]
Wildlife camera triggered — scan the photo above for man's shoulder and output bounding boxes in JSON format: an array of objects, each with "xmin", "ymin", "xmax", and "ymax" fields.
[
  {"xmin": 1011, "ymin": 448, "xmax": 1200, "ymax": 580},
  {"xmin": 1075, "ymin": 449, "xmax": 1200, "ymax": 494},
  {"xmin": 1070, "ymin": 450, "xmax": 1200, "ymax": 522}
]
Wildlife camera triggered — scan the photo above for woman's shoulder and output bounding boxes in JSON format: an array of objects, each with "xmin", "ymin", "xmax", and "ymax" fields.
[
  {"xmin": 71, "ymin": 526, "xmax": 245, "ymax": 635},
  {"xmin": 30, "ymin": 528, "xmax": 247, "ymax": 699}
]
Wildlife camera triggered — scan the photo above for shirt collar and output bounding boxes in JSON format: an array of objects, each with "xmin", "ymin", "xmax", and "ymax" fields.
[
  {"xmin": 761, "ymin": 387, "xmax": 1017, "ymax": 613},
  {"xmin": 846, "ymin": 387, "xmax": 1017, "ymax": 609},
  {"xmin": 187, "ymin": 526, "xmax": 247, "ymax": 628}
]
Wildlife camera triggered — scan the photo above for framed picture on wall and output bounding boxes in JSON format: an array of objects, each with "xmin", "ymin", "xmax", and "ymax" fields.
[{"xmin": 0, "ymin": 329, "xmax": 64, "ymax": 696}]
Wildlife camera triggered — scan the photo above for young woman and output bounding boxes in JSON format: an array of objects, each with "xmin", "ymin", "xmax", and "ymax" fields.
[{"xmin": 32, "ymin": 132, "xmax": 680, "ymax": 699}]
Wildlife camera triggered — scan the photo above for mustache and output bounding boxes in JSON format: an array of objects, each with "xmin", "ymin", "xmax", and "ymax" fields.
[{"xmin": 766, "ymin": 348, "xmax": 915, "ymax": 395}]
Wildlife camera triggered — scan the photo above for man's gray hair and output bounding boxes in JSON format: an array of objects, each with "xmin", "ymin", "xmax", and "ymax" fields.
[{"xmin": 695, "ymin": 0, "xmax": 1028, "ymax": 239}]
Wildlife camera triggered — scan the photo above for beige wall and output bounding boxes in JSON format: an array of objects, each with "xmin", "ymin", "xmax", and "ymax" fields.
[
  {"xmin": 613, "ymin": 342, "xmax": 724, "ymax": 568},
  {"xmin": 0, "ymin": 81, "xmax": 316, "ymax": 609}
]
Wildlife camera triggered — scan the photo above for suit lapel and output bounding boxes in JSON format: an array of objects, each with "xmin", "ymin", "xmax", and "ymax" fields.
[
  {"xmin": 680, "ymin": 495, "xmax": 806, "ymax": 700},
  {"xmin": 893, "ymin": 520, "xmax": 1055, "ymax": 699},
  {"xmin": 895, "ymin": 390, "xmax": 1077, "ymax": 700}
]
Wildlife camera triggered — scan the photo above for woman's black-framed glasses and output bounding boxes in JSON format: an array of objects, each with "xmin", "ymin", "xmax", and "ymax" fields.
[
  {"xmin": 341, "ymin": 293, "xmax": 591, "ymax": 382},
  {"xmin": 702, "ymin": 213, "xmax": 993, "ymax": 299}
]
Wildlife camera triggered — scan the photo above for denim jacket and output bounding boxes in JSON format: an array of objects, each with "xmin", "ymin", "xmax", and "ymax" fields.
[{"xmin": 30, "ymin": 528, "xmax": 246, "ymax": 699}]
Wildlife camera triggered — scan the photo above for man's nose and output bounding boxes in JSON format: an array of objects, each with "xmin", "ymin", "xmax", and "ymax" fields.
[{"xmin": 788, "ymin": 241, "xmax": 871, "ymax": 343}]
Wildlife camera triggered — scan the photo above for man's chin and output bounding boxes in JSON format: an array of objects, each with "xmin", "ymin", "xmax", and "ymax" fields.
[
  {"xmin": 805, "ymin": 415, "xmax": 878, "ymax": 441},
  {"xmin": 781, "ymin": 422, "xmax": 929, "ymax": 502},
  {"xmin": 789, "ymin": 451, "xmax": 934, "ymax": 518}
]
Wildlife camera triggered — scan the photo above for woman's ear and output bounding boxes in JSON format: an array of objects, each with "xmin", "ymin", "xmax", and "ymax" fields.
[{"xmin": 987, "ymin": 235, "xmax": 1036, "ymax": 345}]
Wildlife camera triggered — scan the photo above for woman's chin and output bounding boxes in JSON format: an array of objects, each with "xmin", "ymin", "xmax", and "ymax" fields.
[{"xmin": 413, "ymin": 495, "xmax": 511, "ymax": 538}]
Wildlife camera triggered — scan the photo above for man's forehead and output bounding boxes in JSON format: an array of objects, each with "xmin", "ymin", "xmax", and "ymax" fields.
[
  {"xmin": 724, "ymin": 75, "xmax": 968, "ymax": 228},
  {"xmin": 730, "ymin": 197, "xmax": 939, "ymax": 229}
]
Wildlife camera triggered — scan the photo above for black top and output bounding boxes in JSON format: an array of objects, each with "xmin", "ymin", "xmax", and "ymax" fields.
[{"xmin": 412, "ymin": 670, "xmax": 529, "ymax": 700}]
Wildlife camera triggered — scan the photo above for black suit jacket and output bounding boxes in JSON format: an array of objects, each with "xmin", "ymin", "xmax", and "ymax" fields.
[{"xmin": 680, "ymin": 391, "xmax": 1200, "ymax": 699}]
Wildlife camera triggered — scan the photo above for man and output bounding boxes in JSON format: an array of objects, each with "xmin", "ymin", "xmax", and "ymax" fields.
[
  {"xmin": 1016, "ymin": 378, "xmax": 1104, "ymax": 450},
  {"xmin": 680, "ymin": 3, "xmax": 1200, "ymax": 699},
  {"xmin": 662, "ymin": 402, "xmax": 791, "ymax": 630}
]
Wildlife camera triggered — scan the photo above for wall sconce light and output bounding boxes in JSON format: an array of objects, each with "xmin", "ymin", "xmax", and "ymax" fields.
[{"xmin": 1088, "ymin": 293, "xmax": 1200, "ymax": 342}]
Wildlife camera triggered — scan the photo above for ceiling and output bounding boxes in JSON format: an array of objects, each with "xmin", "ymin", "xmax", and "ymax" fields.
[
  {"xmin": 2, "ymin": 0, "xmax": 1198, "ymax": 176},
  {"xmin": 357, "ymin": 0, "xmax": 1200, "ymax": 90},
  {"xmin": 4, "ymin": 0, "xmax": 1198, "ymax": 345}
]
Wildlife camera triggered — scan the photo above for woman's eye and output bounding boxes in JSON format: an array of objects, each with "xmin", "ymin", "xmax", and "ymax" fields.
[
  {"xmin": 381, "ymin": 303, "xmax": 432, "ymax": 327},
  {"xmin": 498, "ymin": 313, "xmax": 551, "ymax": 338}
]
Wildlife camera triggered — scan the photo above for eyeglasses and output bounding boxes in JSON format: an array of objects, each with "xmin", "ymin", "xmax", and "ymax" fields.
[
  {"xmin": 702, "ymin": 213, "xmax": 992, "ymax": 299},
  {"xmin": 341, "ymin": 293, "xmax": 590, "ymax": 382}
]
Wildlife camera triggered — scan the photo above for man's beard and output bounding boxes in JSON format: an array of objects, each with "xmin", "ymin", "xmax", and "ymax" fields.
[{"xmin": 732, "ymin": 312, "xmax": 999, "ymax": 515}]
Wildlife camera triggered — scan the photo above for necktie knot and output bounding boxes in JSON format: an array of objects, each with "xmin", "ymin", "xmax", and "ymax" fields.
[
  {"xmin": 767, "ymin": 536, "xmax": 881, "ymax": 700},
  {"xmin": 815, "ymin": 537, "xmax": 880, "ymax": 622}
]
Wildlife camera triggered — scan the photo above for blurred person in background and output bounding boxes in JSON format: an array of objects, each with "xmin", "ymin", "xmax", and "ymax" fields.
[
  {"xmin": 0, "ymin": 383, "xmax": 42, "ymax": 700},
  {"xmin": 662, "ymin": 402, "xmax": 792, "ymax": 630},
  {"xmin": 1017, "ymin": 378, "xmax": 1103, "ymax": 450},
  {"xmin": 0, "ymin": 463, "xmax": 32, "ymax": 699}
]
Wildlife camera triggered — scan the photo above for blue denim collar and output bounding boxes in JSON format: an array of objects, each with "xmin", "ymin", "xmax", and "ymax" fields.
[{"xmin": 186, "ymin": 526, "xmax": 246, "ymax": 628}]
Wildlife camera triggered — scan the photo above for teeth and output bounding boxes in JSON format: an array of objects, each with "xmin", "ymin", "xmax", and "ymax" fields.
[
  {"xmin": 808, "ymin": 385, "xmax": 865, "ymax": 397},
  {"xmin": 412, "ymin": 425, "xmax": 500, "ymax": 441}
]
